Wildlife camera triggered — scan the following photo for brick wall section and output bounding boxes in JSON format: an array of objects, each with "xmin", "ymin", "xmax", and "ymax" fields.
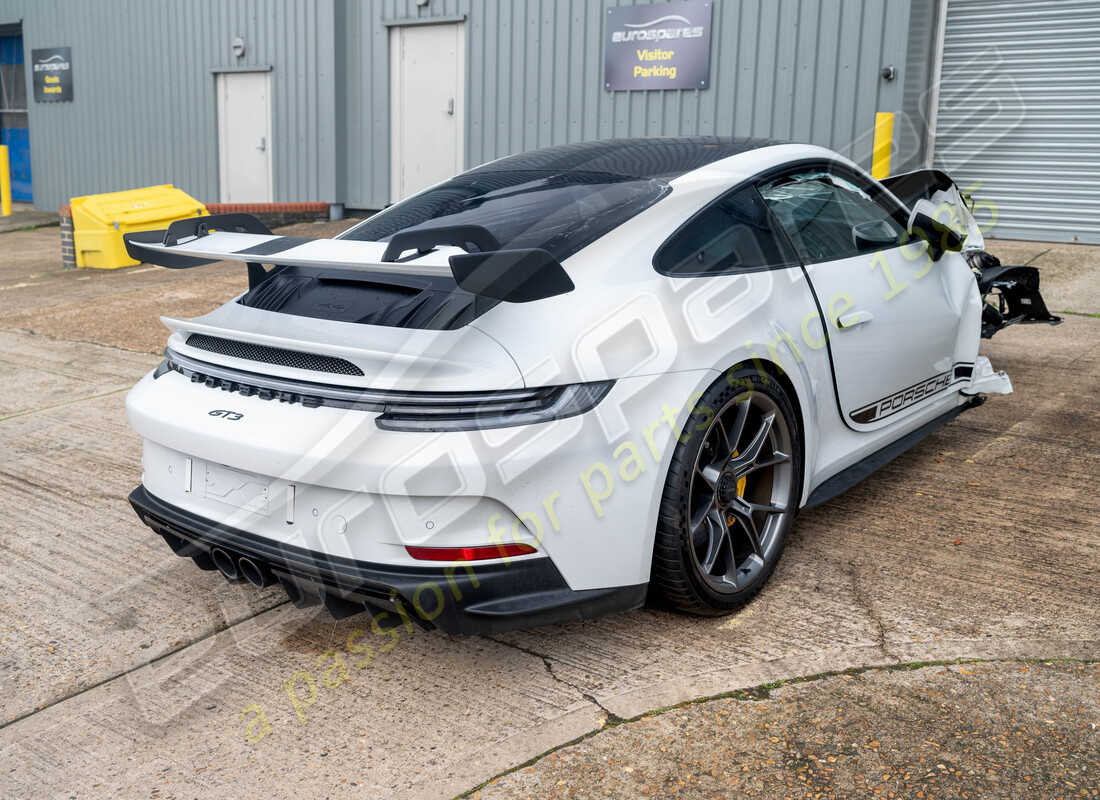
[
  {"xmin": 59, "ymin": 206, "xmax": 75, "ymax": 270},
  {"xmin": 204, "ymin": 201, "xmax": 331, "ymax": 230},
  {"xmin": 204, "ymin": 202, "xmax": 328, "ymax": 215}
]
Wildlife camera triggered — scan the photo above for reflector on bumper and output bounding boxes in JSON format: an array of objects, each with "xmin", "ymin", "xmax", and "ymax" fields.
[{"xmin": 405, "ymin": 543, "xmax": 537, "ymax": 562}]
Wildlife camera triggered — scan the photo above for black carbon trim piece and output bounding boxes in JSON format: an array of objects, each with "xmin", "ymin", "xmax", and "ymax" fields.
[
  {"xmin": 381, "ymin": 225, "xmax": 501, "ymax": 262},
  {"xmin": 164, "ymin": 213, "xmax": 272, "ymax": 246},
  {"xmin": 233, "ymin": 236, "xmax": 316, "ymax": 256},
  {"xmin": 123, "ymin": 229, "xmax": 217, "ymax": 269},
  {"xmin": 449, "ymin": 248, "xmax": 575, "ymax": 303},
  {"xmin": 184, "ymin": 333, "xmax": 365, "ymax": 376},
  {"xmin": 805, "ymin": 398, "xmax": 983, "ymax": 511}
]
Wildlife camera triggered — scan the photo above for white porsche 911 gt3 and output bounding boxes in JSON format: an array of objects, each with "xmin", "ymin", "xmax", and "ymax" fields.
[{"xmin": 124, "ymin": 137, "xmax": 1059, "ymax": 634}]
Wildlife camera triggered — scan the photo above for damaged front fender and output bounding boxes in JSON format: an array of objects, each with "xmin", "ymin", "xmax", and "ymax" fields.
[{"xmin": 882, "ymin": 168, "xmax": 1063, "ymax": 340}]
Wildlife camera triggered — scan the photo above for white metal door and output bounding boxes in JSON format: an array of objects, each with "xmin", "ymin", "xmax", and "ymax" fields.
[
  {"xmin": 760, "ymin": 165, "xmax": 968, "ymax": 432},
  {"xmin": 217, "ymin": 71, "xmax": 272, "ymax": 203},
  {"xmin": 932, "ymin": 0, "xmax": 1100, "ymax": 243},
  {"xmin": 804, "ymin": 244, "xmax": 965, "ymax": 430},
  {"xmin": 390, "ymin": 23, "xmax": 464, "ymax": 203}
]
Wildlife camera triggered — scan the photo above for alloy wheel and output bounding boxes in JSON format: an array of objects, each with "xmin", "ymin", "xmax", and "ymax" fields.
[{"xmin": 686, "ymin": 387, "xmax": 795, "ymax": 594}]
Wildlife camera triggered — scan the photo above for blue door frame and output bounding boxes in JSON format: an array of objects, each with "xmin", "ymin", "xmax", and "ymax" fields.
[{"xmin": 1, "ymin": 34, "xmax": 31, "ymax": 202}]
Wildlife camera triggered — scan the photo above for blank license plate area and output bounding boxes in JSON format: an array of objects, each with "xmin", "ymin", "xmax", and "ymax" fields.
[{"xmin": 204, "ymin": 462, "xmax": 270, "ymax": 516}]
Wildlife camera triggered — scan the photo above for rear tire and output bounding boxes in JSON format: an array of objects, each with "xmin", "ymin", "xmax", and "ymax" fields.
[{"xmin": 651, "ymin": 367, "xmax": 803, "ymax": 615}]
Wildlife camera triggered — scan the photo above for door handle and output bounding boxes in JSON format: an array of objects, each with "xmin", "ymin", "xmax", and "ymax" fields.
[
  {"xmin": 256, "ymin": 136, "xmax": 266, "ymax": 152},
  {"xmin": 837, "ymin": 310, "xmax": 874, "ymax": 329},
  {"xmin": 446, "ymin": 98, "xmax": 454, "ymax": 115}
]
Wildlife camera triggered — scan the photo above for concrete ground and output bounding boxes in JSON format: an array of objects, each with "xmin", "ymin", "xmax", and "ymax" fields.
[
  {"xmin": 0, "ymin": 225, "xmax": 1097, "ymax": 800},
  {"xmin": 0, "ymin": 202, "xmax": 58, "ymax": 235},
  {"xmin": 474, "ymin": 660, "xmax": 1099, "ymax": 799}
]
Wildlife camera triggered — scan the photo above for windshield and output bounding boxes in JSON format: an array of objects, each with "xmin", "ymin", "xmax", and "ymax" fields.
[{"xmin": 342, "ymin": 170, "xmax": 670, "ymax": 262}]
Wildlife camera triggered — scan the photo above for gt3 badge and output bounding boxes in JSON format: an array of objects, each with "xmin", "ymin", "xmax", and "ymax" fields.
[{"xmin": 208, "ymin": 409, "xmax": 244, "ymax": 421}]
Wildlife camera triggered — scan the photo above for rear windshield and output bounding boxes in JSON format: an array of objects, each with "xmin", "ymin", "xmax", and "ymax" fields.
[{"xmin": 342, "ymin": 170, "xmax": 670, "ymax": 262}]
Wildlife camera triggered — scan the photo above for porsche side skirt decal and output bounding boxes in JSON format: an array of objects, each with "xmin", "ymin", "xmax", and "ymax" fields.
[{"xmin": 849, "ymin": 364, "xmax": 973, "ymax": 425}]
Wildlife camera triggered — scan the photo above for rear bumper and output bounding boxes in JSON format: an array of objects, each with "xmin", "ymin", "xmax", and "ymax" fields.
[{"xmin": 129, "ymin": 485, "xmax": 646, "ymax": 636}]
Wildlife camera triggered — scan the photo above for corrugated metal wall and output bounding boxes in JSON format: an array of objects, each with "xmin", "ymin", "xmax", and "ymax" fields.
[
  {"xmin": 1, "ymin": 0, "xmax": 932, "ymax": 212},
  {"xmin": 899, "ymin": 0, "xmax": 940, "ymax": 171},
  {"xmin": 347, "ymin": 0, "xmax": 921, "ymax": 208},
  {"xmin": 0, "ymin": 0, "xmax": 342, "ymax": 210},
  {"xmin": 933, "ymin": 0, "xmax": 1100, "ymax": 243}
]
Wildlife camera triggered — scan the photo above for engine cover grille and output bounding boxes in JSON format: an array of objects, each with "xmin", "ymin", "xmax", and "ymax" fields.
[{"xmin": 184, "ymin": 333, "xmax": 364, "ymax": 376}]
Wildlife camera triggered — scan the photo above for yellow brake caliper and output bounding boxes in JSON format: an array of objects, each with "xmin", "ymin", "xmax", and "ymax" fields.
[{"xmin": 727, "ymin": 450, "xmax": 748, "ymax": 525}]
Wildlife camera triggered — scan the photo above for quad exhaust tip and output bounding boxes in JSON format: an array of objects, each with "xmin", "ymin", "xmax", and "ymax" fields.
[
  {"xmin": 152, "ymin": 526, "xmax": 416, "ymax": 625},
  {"xmin": 210, "ymin": 548, "xmax": 242, "ymax": 582},
  {"xmin": 238, "ymin": 556, "xmax": 276, "ymax": 588},
  {"xmin": 212, "ymin": 548, "xmax": 278, "ymax": 588}
]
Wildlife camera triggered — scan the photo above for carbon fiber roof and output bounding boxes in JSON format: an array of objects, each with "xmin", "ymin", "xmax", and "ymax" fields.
[{"xmin": 467, "ymin": 136, "xmax": 786, "ymax": 180}]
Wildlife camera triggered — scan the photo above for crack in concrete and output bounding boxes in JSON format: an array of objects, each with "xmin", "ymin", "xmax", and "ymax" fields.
[
  {"xmin": 457, "ymin": 654, "xmax": 1100, "ymax": 798},
  {"xmin": 0, "ymin": 599, "xmax": 289, "ymax": 733},
  {"xmin": 846, "ymin": 559, "xmax": 896, "ymax": 661},
  {"xmin": 0, "ymin": 386, "xmax": 129, "ymax": 423},
  {"xmin": 486, "ymin": 636, "xmax": 624, "ymax": 724}
]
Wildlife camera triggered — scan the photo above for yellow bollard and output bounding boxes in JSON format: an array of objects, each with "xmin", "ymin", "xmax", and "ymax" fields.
[
  {"xmin": 0, "ymin": 145, "xmax": 11, "ymax": 217},
  {"xmin": 871, "ymin": 112, "xmax": 894, "ymax": 181}
]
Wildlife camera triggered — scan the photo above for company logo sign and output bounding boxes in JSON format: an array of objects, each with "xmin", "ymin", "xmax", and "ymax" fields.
[
  {"xmin": 33, "ymin": 54, "xmax": 69, "ymax": 71},
  {"xmin": 610, "ymin": 14, "xmax": 705, "ymax": 43},
  {"xmin": 604, "ymin": 1, "xmax": 712, "ymax": 91},
  {"xmin": 31, "ymin": 47, "xmax": 73, "ymax": 102}
]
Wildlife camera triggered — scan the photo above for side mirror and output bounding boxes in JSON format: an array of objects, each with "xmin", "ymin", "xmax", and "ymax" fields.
[
  {"xmin": 907, "ymin": 198, "xmax": 965, "ymax": 261},
  {"xmin": 851, "ymin": 219, "xmax": 901, "ymax": 252}
]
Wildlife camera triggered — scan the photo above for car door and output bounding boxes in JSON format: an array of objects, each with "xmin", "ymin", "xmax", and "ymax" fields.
[{"xmin": 759, "ymin": 164, "xmax": 965, "ymax": 431}]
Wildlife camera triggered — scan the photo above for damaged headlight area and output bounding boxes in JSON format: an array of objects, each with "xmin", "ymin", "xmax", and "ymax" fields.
[{"xmin": 159, "ymin": 347, "xmax": 614, "ymax": 431}]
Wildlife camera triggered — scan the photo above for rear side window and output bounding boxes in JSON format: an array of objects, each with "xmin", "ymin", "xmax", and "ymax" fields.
[
  {"xmin": 655, "ymin": 186, "xmax": 801, "ymax": 276},
  {"xmin": 342, "ymin": 170, "xmax": 670, "ymax": 262},
  {"xmin": 759, "ymin": 170, "xmax": 906, "ymax": 264}
]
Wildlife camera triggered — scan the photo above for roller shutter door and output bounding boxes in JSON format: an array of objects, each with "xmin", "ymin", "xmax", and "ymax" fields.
[{"xmin": 933, "ymin": 0, "xmax": 1100, "ymax": 243}]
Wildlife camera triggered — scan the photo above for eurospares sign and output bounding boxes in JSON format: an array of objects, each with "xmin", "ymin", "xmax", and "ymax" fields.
[
  {"xmin": 604, "ymin": 1, "xmax": 713, "ymax": 91},
  {"xmin": 31, "ymin": 47, "xmax": 73, "ymax": 102}
]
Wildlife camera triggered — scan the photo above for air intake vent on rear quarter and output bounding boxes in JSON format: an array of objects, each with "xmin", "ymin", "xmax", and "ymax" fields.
[{"xmin": 184, "ymin": 333, "xmax": 365, "ymax": 376}]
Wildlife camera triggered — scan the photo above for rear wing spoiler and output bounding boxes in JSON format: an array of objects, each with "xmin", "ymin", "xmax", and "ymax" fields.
[{"xmin": 122, "ymin": 213, "xmax": 574, "ymax": 303}]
